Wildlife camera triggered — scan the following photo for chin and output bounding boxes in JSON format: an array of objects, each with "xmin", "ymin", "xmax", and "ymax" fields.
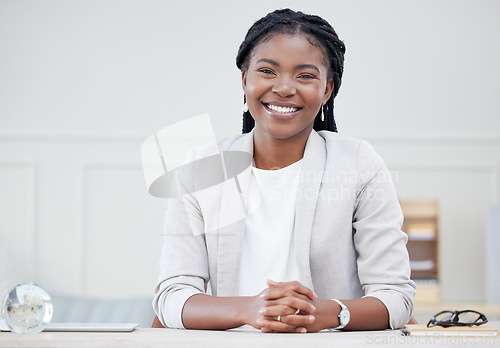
[{"xmin": 266, "ymin": 126, "xmax": 311, "ymax": 141}]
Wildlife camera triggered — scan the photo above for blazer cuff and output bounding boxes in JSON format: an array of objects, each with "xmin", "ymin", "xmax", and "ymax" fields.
[
  {"xmin": 362, "ymin": 292, "xmax": 413, "ymax": 329},
  {"xmin": 162, "ymin": 288, "xmax": 202, "ymax": 329}
]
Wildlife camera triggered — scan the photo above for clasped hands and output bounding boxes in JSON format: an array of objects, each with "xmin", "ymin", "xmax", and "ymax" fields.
[{"xmin": 249, "ymin": 279, "xmax": 320, "ymax": 333}]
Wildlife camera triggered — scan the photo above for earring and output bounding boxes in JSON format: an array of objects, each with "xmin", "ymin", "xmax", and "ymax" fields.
[
  {"xmin": 243, "ymin": 103, "xmax": 248, "ymax": 113},
  {"xmin": 320, "ymin": 107, "xmax": 324, "ymax": 122}
]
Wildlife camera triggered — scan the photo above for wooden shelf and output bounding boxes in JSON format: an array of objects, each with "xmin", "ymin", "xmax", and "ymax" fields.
[{"xmin": 400, "ymin": 201, "xmax": 439, "ymax": 284}]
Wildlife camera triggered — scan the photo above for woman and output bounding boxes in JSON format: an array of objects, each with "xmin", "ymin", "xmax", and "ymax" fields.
[{"xmin": 153, "ymin": 8, "xmax": 415, "ymax": 333}]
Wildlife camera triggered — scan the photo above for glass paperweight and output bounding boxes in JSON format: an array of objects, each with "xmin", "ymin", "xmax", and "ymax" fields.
[{"xmin": 2, "ymin": 283, "xmax": 53, "ymax": 333}]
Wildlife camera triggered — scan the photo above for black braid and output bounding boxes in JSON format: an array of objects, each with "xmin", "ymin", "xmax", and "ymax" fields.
[
  {"xmin": 242, "ymin": 95, "xmax": 255, "ymax": 133},
  {"xmin": 237, "ymin": 9, "xmax": 345, "ymax": 134}
]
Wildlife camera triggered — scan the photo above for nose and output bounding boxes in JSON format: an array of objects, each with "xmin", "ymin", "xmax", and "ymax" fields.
[{"xmin": 272, "ymin": 75, "xmax": 296, "ymax": 97}]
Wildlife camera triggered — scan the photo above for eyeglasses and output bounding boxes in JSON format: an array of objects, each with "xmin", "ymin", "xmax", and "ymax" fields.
[{"xmin": 427, "ymin": 310, "xmax": 488, "ymax": 328}]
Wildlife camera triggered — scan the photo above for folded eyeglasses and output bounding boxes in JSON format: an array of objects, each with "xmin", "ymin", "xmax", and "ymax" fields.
[{"xmin": 427, "ymin": 310, "xmax": 488, "ymax": 328}]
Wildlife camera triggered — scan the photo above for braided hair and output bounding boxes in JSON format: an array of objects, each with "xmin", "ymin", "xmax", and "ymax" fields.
[{"xmin": 236, "ymin": 8, "xmax": 345, "ymax": 134}]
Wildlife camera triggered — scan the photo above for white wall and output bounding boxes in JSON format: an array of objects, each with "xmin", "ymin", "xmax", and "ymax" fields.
[{"xmin": 1, "ymin": 0, "xmax": 499, "ymax": 303}]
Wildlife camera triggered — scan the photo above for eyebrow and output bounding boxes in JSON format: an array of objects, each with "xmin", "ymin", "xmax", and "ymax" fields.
[
  {"xmin": 296, "ymin": 64, "xmax": 320, "ymax": 73},
  {"xmin": 256, "ymin": 59, "xmax": 320, "ymax": 74},
  {"xmin": 256, "ymin": 59, "xmax": 279, "ymax": 66}
]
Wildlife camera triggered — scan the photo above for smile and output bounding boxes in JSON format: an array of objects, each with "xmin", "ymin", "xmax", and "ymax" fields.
[{"xmin": 263, "ymin": 103, "xmax": 301, "ymax": 115}]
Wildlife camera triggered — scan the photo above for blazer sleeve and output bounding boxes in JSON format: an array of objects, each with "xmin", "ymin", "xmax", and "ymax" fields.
[
  {"xmin": 352, "ymin": 140, "xmax": 416, "ymax": 329},
  {"xmin": 152, "ymin": 178, "xmax": 209, "ymax": 329}
]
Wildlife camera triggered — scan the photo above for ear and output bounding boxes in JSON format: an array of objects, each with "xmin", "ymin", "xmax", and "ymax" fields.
[
  {"xmin": 241, "ymin": 69, "xmax": 248, "ymax": 92},
  {"xmin": 323, "ymin": 78, "xmax": 334, "ymax": 104}
]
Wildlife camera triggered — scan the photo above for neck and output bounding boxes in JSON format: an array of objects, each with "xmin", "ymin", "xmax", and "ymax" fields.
[{"xmin": 252, "ymin": 129, "xmax": 312, "ymax": 170}]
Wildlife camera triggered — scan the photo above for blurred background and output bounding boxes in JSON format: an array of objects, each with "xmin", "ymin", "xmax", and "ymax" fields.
[{"xmin": 1, "ymin": 0, "xmax": 499, "ymax": 326}]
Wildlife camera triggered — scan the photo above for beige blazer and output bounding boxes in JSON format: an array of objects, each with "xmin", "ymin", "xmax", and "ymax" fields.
[{"xmin": 153, "ymin": 130, "xmax": 416, "ymax": 330}]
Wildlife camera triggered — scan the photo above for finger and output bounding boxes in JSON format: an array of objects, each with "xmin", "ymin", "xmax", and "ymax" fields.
[
  {"xmin": 258, "ymin": 318, "xmax": 301, "ymax": 333},
  {"xmin": 261, "ymin": 299, "xmax": 315, "ymax": 316},
  {"xmin": 262, "ymin": 326, "xmax": 307, "ymax": 334},
  {"xmin": 266, "ymin": 279, "xmax": 279, "ymax": 287},
  {"xmin": 259, "ymin": 303, "xmax": 300, "ymax": 317},
  {"xmin": 260, "ymin": 287, "xmax": 311, "ymax": 302},
  {"xmin": 261, "ymin": 281, "xmax": 317, "ymax": 301},
  {"xmin": 278, "ymin": 314, "xmax": 315, "ymax": 327},
  {"xmin": 261, "ymin": 298, "xmax": 316, "ymax": 315},
  {"xmin": 261, "ymin": 313, "xmax": 315, "ymax": 328},
  {"xmin": 281, "ymin": 281, "xmax": 317, "ymax": 300}
]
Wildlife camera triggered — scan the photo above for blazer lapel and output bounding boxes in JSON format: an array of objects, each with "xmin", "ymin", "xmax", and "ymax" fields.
[
  {"xmin": 294, "ymin": 131, "xmax": 326, "ymax": 289},
  {"xmin": 216, "ymin": 132, "xmax": 254, "ymax": 297}
]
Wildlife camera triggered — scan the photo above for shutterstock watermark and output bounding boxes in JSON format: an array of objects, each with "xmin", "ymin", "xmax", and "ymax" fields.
[{"xmin": 365, "ymin": 332, "xmax": 500, "ymax": 345}]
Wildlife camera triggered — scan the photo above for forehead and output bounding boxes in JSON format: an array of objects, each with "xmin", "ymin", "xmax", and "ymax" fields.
[{"xmin": 249, "ymin": 33, "xmax": 328, "ymax": 68}]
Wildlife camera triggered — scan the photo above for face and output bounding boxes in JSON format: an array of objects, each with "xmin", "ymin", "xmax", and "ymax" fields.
[{"xmin": 242, "ymin": 33, "xmax": 333, "ymax": 143}]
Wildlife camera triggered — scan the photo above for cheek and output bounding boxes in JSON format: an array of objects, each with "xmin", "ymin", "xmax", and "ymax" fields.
[
  {"xmin": 305, "ymin": 85, "xmax": 326, "ymax": 104},
  {"xmin": 245, "ymin": 77, "xmax": 267, "ymax": 100}
]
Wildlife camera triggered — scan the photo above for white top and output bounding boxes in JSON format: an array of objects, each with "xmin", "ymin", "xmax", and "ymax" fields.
[{"xmin": 237, "ymin": 160, "xmax": 302, "ymax": 296}]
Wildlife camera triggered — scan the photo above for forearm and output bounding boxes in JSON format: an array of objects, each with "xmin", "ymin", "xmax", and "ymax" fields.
[
  {"xmin": 182, "ymin": 283, "xmax": 317, "ymax": 332},
  {"xmin": 181, "ymin": 284, "xmax": 390, "ymax": 332},
  {"xmin": 311, "ymin": 296, "xmax": 389, "ymax": 331},
  {"xmin": 181, "ymin": 293, "xmax": 252, "ymax": 330}
]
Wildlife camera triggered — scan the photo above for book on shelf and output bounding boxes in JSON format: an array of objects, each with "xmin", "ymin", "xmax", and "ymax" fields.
[
  {"xmin": 402, "ymin": 324, "xmax": 499, "ymax": 337},
  {"xmin": 410, "ymin": 260, "xmax": 435, "ymax": 271},
  {"xmin": 413, "ymin": 278, "xmax": 438, "ymax": 286},
  {"xmin": 405, "ymin": 223, "xmax": 436, "ymax": 240},
  {"xmin": 408, "ymin": 234, "xmax": 435, "ymax": 241}
]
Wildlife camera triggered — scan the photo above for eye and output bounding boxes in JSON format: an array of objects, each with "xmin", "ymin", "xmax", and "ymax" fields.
[
  {"xmin": 258, "ymin": 68, "xmax": 275, "ymax": 75},
  {"xmin": 297, "ymin": 74, "xmax": 316, "ymax": 80}
]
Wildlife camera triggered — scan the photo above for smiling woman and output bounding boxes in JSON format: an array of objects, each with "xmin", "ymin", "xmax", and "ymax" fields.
[
  {"xmin": 153, "ymin": 8, "xmax": 416, "ymax": 333},
  {"xmin": 241, "ymin": 33, "xmax": 333, "ymax": 168}
]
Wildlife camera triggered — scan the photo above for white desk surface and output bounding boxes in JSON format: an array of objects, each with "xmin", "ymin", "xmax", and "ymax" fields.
[{"xmin": 0, "ymin": 322, "xmax": 499, "ymax": 348}]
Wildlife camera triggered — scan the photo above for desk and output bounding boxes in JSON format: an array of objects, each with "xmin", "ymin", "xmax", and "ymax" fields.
[{"xmin": 1, "ymin": 322, "xmax": 499, "ymax": 348}]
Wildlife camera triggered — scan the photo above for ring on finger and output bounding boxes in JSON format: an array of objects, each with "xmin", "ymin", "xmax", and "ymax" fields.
[
  {"xmin": 295, "ymin": 308, "xmax": 300, "ymax": 315},
  {"xmin": 277, "ymin": 315, "xmax": 281, "ymax": 322}
]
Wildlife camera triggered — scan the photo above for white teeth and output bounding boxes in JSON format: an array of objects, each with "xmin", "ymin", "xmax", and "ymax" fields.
[{"xmin": 267, "ymin": 104, "xmax": 298, "ymax": 113}]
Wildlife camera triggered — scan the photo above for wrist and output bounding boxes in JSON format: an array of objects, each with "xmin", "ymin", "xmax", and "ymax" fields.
[
  {"xmin": 235, "ymin": 296, "xmax": 254, "ymax": 326},
  {"xmin": 315, "ymin": 299, "xmax": 341, "ymax": 330},
  {"xmin": 330, "ymin": 299, "xmax": 350, "ymax": 330}
]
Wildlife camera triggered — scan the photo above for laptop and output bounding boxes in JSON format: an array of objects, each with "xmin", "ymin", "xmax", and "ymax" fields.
[{"xmin": 0, "ymin": 320, "xmax": 138, "ymax": 332}]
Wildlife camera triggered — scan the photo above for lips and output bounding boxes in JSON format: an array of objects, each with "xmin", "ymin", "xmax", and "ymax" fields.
[{"xmin": 263, "ymin": 102, "xmax": 301, "ymax": 115}]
